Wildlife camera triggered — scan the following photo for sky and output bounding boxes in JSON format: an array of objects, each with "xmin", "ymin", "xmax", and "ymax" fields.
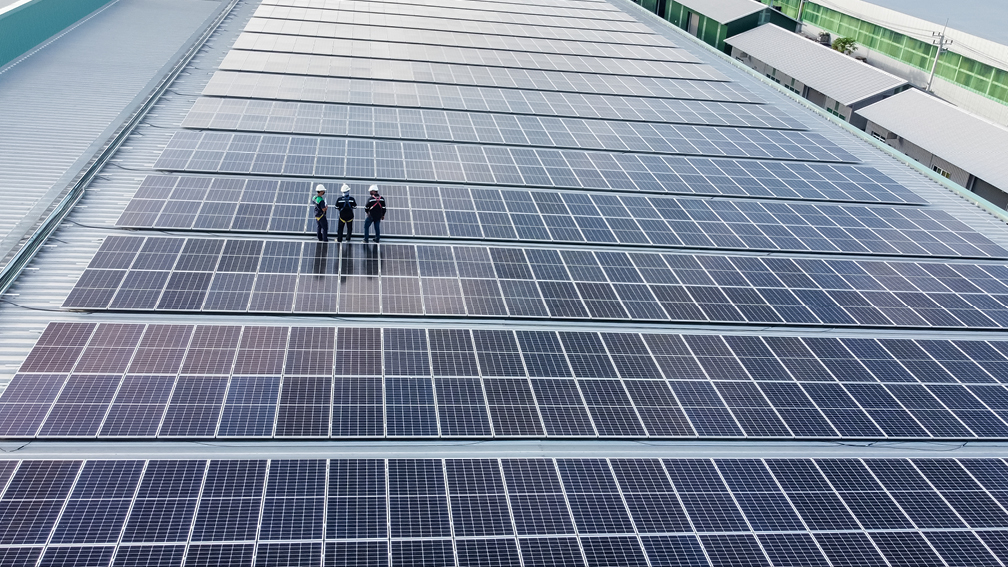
[{"xmin": 861, "ymin": 0, "xmax": 1008, "ymax": 45}]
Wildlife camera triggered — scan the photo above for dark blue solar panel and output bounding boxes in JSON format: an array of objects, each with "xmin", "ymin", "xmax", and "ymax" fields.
[{"xmin": 111, "ymin": 545, "xmax": 185, "ymax": 567}]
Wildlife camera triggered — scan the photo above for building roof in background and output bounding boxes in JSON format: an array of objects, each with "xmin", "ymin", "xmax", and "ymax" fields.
[
  {"xmin": 672, "ymin": 0, "xmax": 766, "ymax": 23},
  {"xmin": 830, "ymin": 0, "xmax": 1008, "ymax": 67},
  {"xmin": 857, "ymin": 88, "xmax": 1008, "ymax": 191},
  {"xmin": 725, "ymin": 23, "xmax": 908, "ymax": 106},
  {"xmin": 863, "ymin": 0, "xmax": 1008, "ymax": 45}
]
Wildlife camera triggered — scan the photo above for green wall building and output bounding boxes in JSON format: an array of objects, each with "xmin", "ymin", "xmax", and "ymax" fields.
[{"xmin": 631, "ymin": 0, "xmax": 798, "ymax": 53}]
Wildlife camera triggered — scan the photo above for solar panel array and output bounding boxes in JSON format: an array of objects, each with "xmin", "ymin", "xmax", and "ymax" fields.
[
  {"xmin": 6, "ymin": 322, "xmax": 1008, "ymax": 440},
  {"xmin": 65, "ymin": 236, "xmax": 1008, "ymax": 328},
  {"xmin": 155, "ymin": 130, "xmax": 860, "ymax": 180},
  {"xmin": 9, "ymin": 0, "xmax": 1008, "ymax": 560},
  {"xmin": 182, "ymin": 92, "xmax": 804, "ymax": 131},
  {"xmin": 202, "ymin": 68, "xmax": 763, "ymax": 105},
  {"xmin": 181, "ymin": 98, "xmax": 810, "ymax": 141},
  {"xmin": 5, "ymin": 457, "xmax": 1008, "ymax": 567},
  {"xmin": 118, "ymin": 178, "xmax": 968, "ymax": 256}
]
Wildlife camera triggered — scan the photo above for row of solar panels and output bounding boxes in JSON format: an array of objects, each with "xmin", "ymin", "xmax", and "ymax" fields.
[
  {"xmin": 64, "ymin": 237, "xmax": 1008, "ymax": 328},
  {"xmin": 178, "ymin": 98, "xmax": 812, "ymax": 160},
  {"xmin": 253, "ymin": 2, "xmax": 658, "ymax": 42},
  {"xmin": 258, "ymin": 0, "xmax": 639, "ymax": 26},
  {"xmin": 165, "ymin": 123, "xmax": 852, "ymax": 173},
  {"xmin": 156, "ymin": 140, "xmax": 904, "ymax": 202},
  {"xmin": 117, "ymin": 177, "xmax": 992, "ymax": 258},
  {"xmin": 233, "ymin": 32, "xmax": 701, "ymax": 77},
  {"xmin": 287, "ymin": 0, "xmax": 630, "ymax": 23},
  {"xmin": 245, "ymin": 18, "xmax": 684, "ymax": 62},
  {"xmin": 203, "ymin": 68, "xmax": 760, "ymax": 110},
  {"xmin": 7, "ymin": 322, "xmax": 1008, "ymax": 439},
  {"xmin": 183, "ymin": 94, "xmax": 802, "ymax": 138},
  {"xmin": 23, "ymin": 323, "xmax": 1008, "ymax": 384},
  {"xmin": 218, "ymin": 48, "xmax": 731, "ymax": 95},
  {"xmin": 192, "ymin": 76, "xmax": 779, "ymax": 126},
  {"xmin": 3, "ymin": 458, "xmax": 1008, "ymax": 567},
  {"xmin": 10, "ymin": 368, "xmax": 1008, "ymax": 438},
  {"xmin": 253, "ymin": 0, "xmax": 649, "ymax": 34}
]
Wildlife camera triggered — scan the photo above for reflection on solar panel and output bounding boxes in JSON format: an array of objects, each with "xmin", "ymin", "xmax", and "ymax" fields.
[
  {"xmin": 119, "ymin": 178, "xmax": 951, "ymax": 252},
  {"xmin": 203, "ymin": 67, "xmax": 763, "ymax": 105},
  {"xmin": 64, "ymin": 237, "xmax": 1008, "ymax": 327},
  {"xmin": 155, "ymin": 131, "xmax": 859, "ymax": 180},
  {"xmin": 7, "ymin": 322, "xmax": 1008, "ymax": 439},
  {"xmin": 183, "ymin": 97, "xmax": 809, "ymax": 140},
  {"xmin": 184, "ymin": 89, "xmax": 802, "ymax": 130},
  {"xmin": 2, "ymin": 457, "xmax": 1008, "ymax": 567}
]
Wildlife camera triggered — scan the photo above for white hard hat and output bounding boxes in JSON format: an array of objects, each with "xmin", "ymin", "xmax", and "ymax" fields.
[
  {"xmin": 315, "ymin": 184, "xmax": 326, "ymax": 193},
  {"xmin": 341, "ymin": 184, "xmax": 350, "ymax": 194},
  {"xmin": 369, "ymin": 184, "xmax": 379, "ymax": 193}
]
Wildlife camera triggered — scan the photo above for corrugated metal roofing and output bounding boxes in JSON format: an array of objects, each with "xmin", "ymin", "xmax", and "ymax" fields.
[
  {"xmin": 672, "ymin": 0, "xmax": 766, "ymax": 23},
  {"xmin": 856, "ymin": 88, "xmax": 1008, "ymax": 193},
  {"xmin": 725, "ymin": 23, "xmax": 908, "ymax": 106},
  {"xmin": 0, "ymin": 0, "xmax": 222, "ymax": 267}
]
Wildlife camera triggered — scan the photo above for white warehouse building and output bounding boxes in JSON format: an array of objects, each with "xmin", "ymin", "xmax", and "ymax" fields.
[{"xmin": 856, "ymin": 88, "xmax": 1008, "ymax": 209}]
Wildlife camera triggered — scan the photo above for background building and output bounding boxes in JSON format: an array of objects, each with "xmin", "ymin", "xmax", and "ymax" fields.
[
  {"xmin": 637, "ymin": 0, "xmax": 797, "ymax": 52},
  {"xmin": 758, "ymin": 0, "xmax": 1008, "ymax": 125},
  {"xmin": 727, "ymin": 23, "xmax": 909, "ymax": 125},
  {"xmin": 857, "ymin": 87, "xmax": 1008, "ymax": 207}
]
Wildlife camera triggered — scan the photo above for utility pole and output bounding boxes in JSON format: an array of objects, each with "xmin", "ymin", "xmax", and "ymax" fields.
[
  {"xmin": 796, "ymin": 0, "xmax": 806, "ymax": 32},
  {"xmin": 927, "ymin": 22, "xmax": 953, "ymax": 92}
]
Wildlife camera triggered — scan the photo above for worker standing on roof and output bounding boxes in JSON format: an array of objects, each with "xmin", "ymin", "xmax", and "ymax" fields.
[
  {"xmin": 313, "ymin": 184, "xmax": 329, "ymax": 242},
  {"xmin": 334, "ymin": 184, "xmax": 357, "ymax": 242},
  {"xmin": 363, "ymin": 184, "xmax": 386, "ymax": 243}
]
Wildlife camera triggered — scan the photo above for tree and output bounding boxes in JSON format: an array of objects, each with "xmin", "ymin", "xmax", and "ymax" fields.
[{"xmin": 832, "ymin": 37, "xmax": 857, "ymax": 55}]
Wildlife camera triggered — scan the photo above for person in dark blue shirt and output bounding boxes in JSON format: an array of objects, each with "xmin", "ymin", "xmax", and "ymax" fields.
[
  {"xmin": 313, "ymin": 184, "xmax": 328, "ymax": 242},
  {"xmin": 334, "ymin": 183, "xmax": 357, "ymax": 242}
]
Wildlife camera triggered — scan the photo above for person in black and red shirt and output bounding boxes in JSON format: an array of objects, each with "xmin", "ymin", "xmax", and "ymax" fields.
[{"xmin": 363, "ymin": 185, "xmax": 386, "ymax": 243}]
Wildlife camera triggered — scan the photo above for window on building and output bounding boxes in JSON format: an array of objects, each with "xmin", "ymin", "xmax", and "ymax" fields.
[
  {"xmin": 932, "ymin": 165, "xmax": 952, "ymax": 179},
  {"xmin": 765, "ymin": 68, "xmax": 781, "ymax": 84},
  {"xmin": 871, "ymin": 131, "xmax": 886, "ymax": 142},
  {"xmin": 825, "ymin": 101, "xmax": 845, "ymax": 120},
  {"xmin": 784, "ymin": 78, "xmax": 800, "ymax": 94}
]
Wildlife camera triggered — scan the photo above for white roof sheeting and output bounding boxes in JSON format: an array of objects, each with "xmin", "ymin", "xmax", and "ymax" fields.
[
  {"xmin": 0, "ymin": 0, "xmax": 221, "ymax": 267},
  {"xmin": 725, "ymin": 24, "xmax": 907, "ymax": 106},
  {"xmin": 672, "ymin": 0, "xmax": 765, "ymax": 24},
  {"xmin": 856, "ymin": 88, "xmax": 1008, "ymax": 192}
]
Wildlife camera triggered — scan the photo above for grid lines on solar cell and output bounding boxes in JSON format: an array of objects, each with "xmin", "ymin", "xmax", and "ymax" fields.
[
  {"xmin": 63, "ymin": 237, "xmax": 1008, "ymax": 330},
  {"xmin": 184, "ymin": 88, "xmax": 802, "ymax": 131},
  {"xmin": 203, "ymin": 68, "xmax": 762, "ymax": 110},
  {"xmin": 8, "ymin": 457, "xmax": 1008, "ymax": 567},
  {"xmin": 118, "ymin": 179, "xmax": 967, "ymax": 258},
  {"xmin": 9, "ymin": 323, "xmax": 1008, "ymax": 440},
  {"xmin": 155, "ymin": 130, "xmax": 859, "ymax": 180}
]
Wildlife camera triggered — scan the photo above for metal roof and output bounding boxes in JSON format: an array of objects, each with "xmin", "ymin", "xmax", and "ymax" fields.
[
  {"xmin": 725, "ymin": 23, "xmax": 908, "ymax": 106},
  {"xmin": 856, "ymin": 88, "xmax": 1008, "ymax": 193},
  {"xmin": 0, "ymin": 0, "xmax": 222, "ymax": 268},
  {"xmin": 671, "ymin": 0, "xmax": 766, "ymax": 24}
]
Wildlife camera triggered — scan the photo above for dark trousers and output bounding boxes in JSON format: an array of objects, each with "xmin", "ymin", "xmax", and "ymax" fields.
[
  {"xmin": 336, "ymin": 218, "xmax": 353, "ymax": 241},
  {"xmin": 364, "ymin": 217, "xmax": 381, "ymax": 241},
  {"xmin": 316, "ymin": 217, "xmax": 328, "ymax": 241}
]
